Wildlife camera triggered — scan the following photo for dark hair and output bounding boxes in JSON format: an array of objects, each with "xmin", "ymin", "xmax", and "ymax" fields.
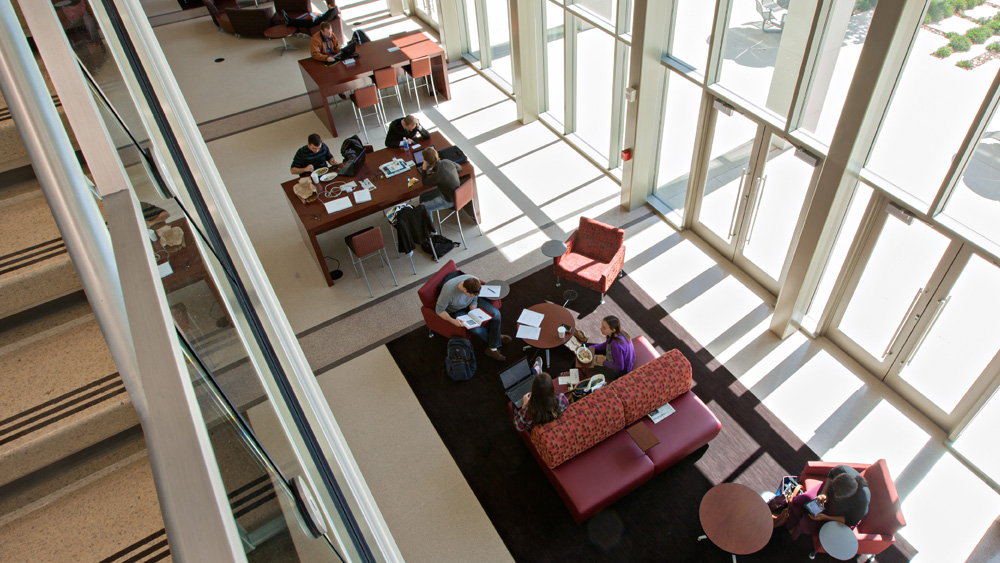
[
  {"xmin": 320, "ymin": 21, "xmax": 333, "ymax": 31},
  {"xmin": 830, "ymin": 472, "xmax": 862, "ymax": 501},
  {"xmin": 422, "ymin": 147, "xmax": 439, "ymax": 167},
  {"xmin": 307, "ymin": 133, "xmax": 322, "ymax": 147},
  {"xmin": 403, "ymin": 115, "xmax": 418, "ymax": 126},
  {"xmin": 462, "ymin": 278, "xmax": 481, "ymax": 294},
  {"xmin": 526, "ymin": 373, "xmax": 561, "ymax": 425},
  {"xmin": 603, "ymin": 315, "xmax": 630, "ymax": 346}
]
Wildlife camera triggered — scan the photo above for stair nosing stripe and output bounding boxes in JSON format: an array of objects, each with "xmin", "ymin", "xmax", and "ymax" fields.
[
  {"xmin": 226, "ymin": 473, "xmax": 270, "ymax": 500},
  {"xmin": 0, "ymin": 372, "xmax": 120, "ymax": 427},
  {"xmin": 0, "ymin": 386, "xmax": 128, "ymax": 447},
  {"xmin": 230, "ymin": 481, "xmax": 275, "ymax": 510},
  {"xmin": 97, "ymin": 529, "xmax": 166, "ymax": 563},
  {"xmin": 0, "ymin": 248, "xmax": 70, "ymax": 276},
  {"xmin": 233, "ymin": 491, "xmax": 277, "ymax": 519},
  {"xmin": 141, "ymin": 548, "xmax": 171, "ymax": 563},
  {"xmin": 0, "ymin": 242, "xmax": 66, "ymax": 269},
  {"xmin": 0, "ymin": 237, "xmax": 63, "ymax": 262},
  {"xmin": 0, "ymin": 378, "xmax": 124, "ymax": 437},
  {"xmin": 120, "ymin": 538, "xmax": 170, "ymax": 563}
]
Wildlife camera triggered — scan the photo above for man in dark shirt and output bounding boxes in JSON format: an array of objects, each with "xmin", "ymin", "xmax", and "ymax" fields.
[
  {"xmin": 815, "ymin": 465, "xmax": 871, "ymax": 527},
  {"xmin": 384, "ymin": 115, "xmax": 430, "ymax": 148},
  {"xmin": 418, "ymin": 147, "xmax": 462, "ymax": 221},
  {"xmin": 282, "ymin": 0, "xmax": 338, "ymax": 29},
  {"xmin": 290, "ymin": 133, "xmax": 339, "ymax": 176}
]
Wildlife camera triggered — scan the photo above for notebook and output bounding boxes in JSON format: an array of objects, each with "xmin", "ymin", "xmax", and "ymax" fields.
[{"xmin": 499, "ymin": 357, "xmax": 534, "ymax": 404}]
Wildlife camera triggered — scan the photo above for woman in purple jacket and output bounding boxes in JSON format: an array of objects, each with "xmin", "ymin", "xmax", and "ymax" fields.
[{"xmin": 588, "ymin": 316, "xmax": 635, "ymax": 381}]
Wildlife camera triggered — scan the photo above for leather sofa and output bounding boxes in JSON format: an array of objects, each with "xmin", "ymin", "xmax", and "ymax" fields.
[
  {"xmin": 271, "ymin": 0, "xmax": 346, "ymax": 44},
  {"xmin": 514, "ymin": 336, "xmax": 722, "ymax": 522}
]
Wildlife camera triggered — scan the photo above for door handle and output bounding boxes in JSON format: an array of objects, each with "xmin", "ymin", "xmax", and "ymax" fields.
[
  {"xmin": 882, "ymin": 287, "xmax": 924, "ymax": 359},
  {"xmin": 728, "ymin": 168, "xmax": 747, "ymax": 238},
  {"xmin": 901, "ymin": 295, "xmax": 951, "ymax": 367},
  {"xmin": 745, "ymin": 174, "xmax": 767, "ymax": 245}
]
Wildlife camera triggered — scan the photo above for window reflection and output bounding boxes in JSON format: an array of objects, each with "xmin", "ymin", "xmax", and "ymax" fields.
[
  {"xmin": 943, "ymin": 110, "xmax": 1000, "ymax": 245},
  {"xmin": 544, "ymin": 1, "xmax": 566, "ymax": 126},
  {"xmin": 654, "ymin": 71, "xmax": 701, "ymax": 224},
  {"xmin": 666, "ymin": 0, "xmax": 715, "ymax": 71},
  {"xmin": 574, "ymin": 17, "xmax": 614, "ymax": 156}
]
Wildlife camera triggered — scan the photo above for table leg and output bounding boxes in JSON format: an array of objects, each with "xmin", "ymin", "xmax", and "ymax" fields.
[{"xmin": 545, "ymin": 348, "xmax": 550, "ymax": 368}]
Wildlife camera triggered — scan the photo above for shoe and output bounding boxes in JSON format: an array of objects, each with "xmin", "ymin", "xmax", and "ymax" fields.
[
  {"xmin": 281, "ymin": 10, "xmax": 290, "ymax": 26},
  {"xmin": 532, "ymin": 357, "xmax": 543, "ymax": 374},
  {"xmin": 485, "ymin": 348, "xmax": 506, "ymax": 362},
  {"xmin": 500, "ymin": 335, "xmax": 512, "ymax": 345}
]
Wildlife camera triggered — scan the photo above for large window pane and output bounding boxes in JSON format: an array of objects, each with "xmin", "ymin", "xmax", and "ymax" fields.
[
  {"xmin": 572, "ymin": 0, "xmax": 616, "ymax": 26},
  {"xmin": 463, "ymin": 0, "xmax": 481, "ymax": 64},
  {"xmin": 485, "ymin": 0, "xmax": 513, "ymax": 90},
  {"xmin": 574, "ymin": 21, "xmax": 614, "ymax": 155},
  {"xmin": 667, "ymin": 0, "xmax": 715, "ymax": 71},
  {"xmin": 653, "ymin": 72, "xmax": 701, "ymax": 222},
  {"xmin": 867, "ymin": 14, "xmax": 1000, "ymax": 207},
  {"xmin": 545, "ymin": 1, "xmax": 566, "ymax": 125},
  {"xmin": 717, "ymin": 1, "xmax": 813, "ymax": 118},
  {"xmin": 943, "ymin": 106, "xmax": 1000, "ymax": 246}
]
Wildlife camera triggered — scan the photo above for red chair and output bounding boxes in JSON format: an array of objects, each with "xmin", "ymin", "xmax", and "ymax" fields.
[
  {"xmin": 351, "ymin": 84, "xmax": 386, "ymax": 145},
  {"xmin": 418, "ymin": 260, "xmax": 500, "ymax": 339},
  {"xmin": 798, "ymin": 459, "xmax": 906, "ymax": 561},
  {"xmin": 434, "ymin": 176, "xmax": 480, "ymax": 249},
  {"xmin": 404, "ymin": 56, "xmax": 438, "ymax": 113},
  {"xmin": 374, "ymin": 67, "xmax": 405, "ymax": 122},
  {"xmin": 345, "ymin": 226, "xmax": 397, "ymax": 298},
  {"xmin": 553, "ymin": 217, "xmax": 625, "ymax": 304}
]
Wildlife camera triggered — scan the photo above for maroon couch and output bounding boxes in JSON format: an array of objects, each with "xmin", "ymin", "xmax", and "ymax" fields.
[
  {"xmin": 513, "ymin": 336, "xmax": 722, "ymax": 522},
  {"xmin": 271, "ymin": 0, "xmax": 345, "ymax": 43}
]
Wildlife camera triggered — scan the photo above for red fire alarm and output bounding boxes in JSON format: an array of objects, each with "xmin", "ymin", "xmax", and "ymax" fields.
[{"xmin": 621, "ymin": 148, "xmax": 632, "ymax": 162}]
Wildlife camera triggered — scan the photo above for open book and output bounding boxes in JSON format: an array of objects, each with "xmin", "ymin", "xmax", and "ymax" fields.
[{"xmin": 456, "ymin": 307, "xmax": 493, "ymax": 329}]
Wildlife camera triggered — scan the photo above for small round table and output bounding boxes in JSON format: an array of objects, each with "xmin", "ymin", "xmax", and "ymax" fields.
[
  {"xmin": 265, "ymin": 25, "xmax": 299, "ymax": 56},
  {"xmin": 819, "ymin": 521, "xmax": 859, "ymax": 561},
  {"xmin": 541, "ymin": 239, "xmax": 567, "ymax": 259},
  {"xmin": 484, "ymin": 279, "xmax": 511, "ymax": 300},
  {"xmin": 698, "ymin": 483, "xmax": 773, "ymax": 562},
  {"xmin": 520, "ymin": 302, "xmax": 574, "ymax": 368}
]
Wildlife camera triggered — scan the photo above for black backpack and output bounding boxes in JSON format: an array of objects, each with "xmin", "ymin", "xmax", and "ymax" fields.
[
  {"xmin": 438, "ymin": 145, "xmax": 468, "ymax": 165},
  {"xmin": 352, "ymin": 29, "xmax": 371, "ymax": 44},
  {"xmin": 421, "ymin": 234, "xmax": 459, "ymax": 258},
  {"xmin": 340, "ymin": 135, "xmax": 365, "ymax": 159},
  {"xmin": 446, "ymin": 336, "xmax": 476, "ymax": 381}
]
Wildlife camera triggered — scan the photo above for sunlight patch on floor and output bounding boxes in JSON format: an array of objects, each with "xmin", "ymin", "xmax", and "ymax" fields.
[
  {"xmin": 724, "ymin": 324, "xmax": 805, "ymax": 384},
  {"xmin": 449, "ymin": 101, "xmax": 518, "ymax": 141},
  {"xmin": 820, "ymin": 401, "xmax": 930, "ymax": 476},
  {"xmin": 475, "ymin": 174, "xmax": 525, "ymax": 232},
  {"xmin": 435, "ymin": 73, "xmax": 510, "ymax": 122},
  {"xmin": 497, "ymin": 142, "xmax": 605, "ymax": 207},
  {"xmin": 670, "ymin": 275, "xmax": 763, "ymax": 346},
  {"xmin": 493, "ymin": 222, "xmax": 556, "ymax": 263},
  {"xmin": 475, "ymin": 121, "xmax": 558, "ymax": 165}
]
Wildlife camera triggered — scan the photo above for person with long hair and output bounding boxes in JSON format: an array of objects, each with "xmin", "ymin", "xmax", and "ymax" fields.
[
  {"xmin": 513, "ymin": 359, "xmax": 569, "ymax": 432},
  {"xmin": 586, "ymin": 315, "xmax": 635, "ymax": 381}
]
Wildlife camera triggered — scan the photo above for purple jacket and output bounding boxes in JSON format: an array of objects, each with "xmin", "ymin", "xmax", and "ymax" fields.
[{"xmin": 590, "ymin": 335, "xmax": 635, "ymax": 377}]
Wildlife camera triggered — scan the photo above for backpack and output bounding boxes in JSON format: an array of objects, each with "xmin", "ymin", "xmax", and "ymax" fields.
[
  {"xmin": 446, "ymin": 336, "xmax": 476, "ymax": 381},
  {"xmin": 421, "ymin": 234, "xmax": 459, "ymax": 258},
  {"xmin": 340, "ymin": 135, "xmax": 365, "ymax": 160},
  {"xmin": 352, "ymin": 29, "xmax": 371, "ymax": 44},
  {"xmin": 438, "ymin": 145, "xmax": 468, "ymax": 165}
]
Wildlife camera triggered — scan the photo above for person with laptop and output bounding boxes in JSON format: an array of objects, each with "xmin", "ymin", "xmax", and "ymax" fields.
[
  {"xmin": 290, "ymin": 133, "xmax": 339, "ymax": 176},
  {"xmin": 436, "ymin": 276, "xmax": 510, "ymax": 361},
  {"xmin": 417, "ymin": 147, "xmax": 461, "ymax": 221},
  {"xmin": 384, "ymin": 115, "xmax": 430, "ymax": 149},
  {"xmin": 282, "ymin": 0, "xmax": 338, "ymax": 30},
  {"xmin": 513, "ymin": 359, "xmax": 569, "ymax": 432},
  {"xmin": 310, "ymin": 21, "xmax": 341, "ymax": 63}
]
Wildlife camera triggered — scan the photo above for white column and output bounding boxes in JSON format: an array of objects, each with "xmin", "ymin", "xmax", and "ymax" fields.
[{"xmin": 511, "ymin": 0, "xmax": 541, "ymax": 123}]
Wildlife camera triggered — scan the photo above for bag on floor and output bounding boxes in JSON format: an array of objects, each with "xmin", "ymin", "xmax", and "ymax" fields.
[
  {"xmin": 438, "ymin": 145, "xmax": 468, "ymax": 165},
  {"xmin": 421, "ymin": 234, "xmax": 459, "ymax": 258},
  {"xmin": 446, "ymin": 336, "xmax": 476, "ymax": 381}
]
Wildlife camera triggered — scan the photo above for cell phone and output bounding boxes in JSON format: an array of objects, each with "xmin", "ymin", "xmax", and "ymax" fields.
[{"xmin": 805, "ymin": 498, "xmax": 824, "ymax": 516}]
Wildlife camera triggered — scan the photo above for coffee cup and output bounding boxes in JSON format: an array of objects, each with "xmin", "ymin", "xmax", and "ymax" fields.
[{"xmin": 557, "ymin": 326, "xmax": 567, "ymax": 339}]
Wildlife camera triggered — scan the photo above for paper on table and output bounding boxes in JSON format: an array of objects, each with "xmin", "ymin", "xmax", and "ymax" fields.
[
  {"xmin": 353, "ymin": 189, "xmax": 372, "ymax": 203},
  {"xmin": 343, "ymin": 59, "xmax": 356, "ymax": 66},
  {"xmin": 516, "ymin": 324, "xmax": 540, "ymax": 340},
  {"xmin": 387, "ymin": 46, "xmax": 400, "ymax": 52},
  {"xmin": 568, "ymin": 369, "xmax": 580, "ymax": 385},
  {"xmin": 517, "ymin": 309, "xmax": 544, "ymax": 327},
  {"xmin": 158, "ymin": 261, "xmax": 173, "ymax": 278},
  {"xmin": 405, "ymin": 160, "xmax": 416, "ymax": 167},
  {"xmin": 557, "ymin": 376, "xmax": 571, "ymax": 385},
  {"xmin": 480, "ymin": 285, "xmax": 501, "ymax": 298},
  {"xmin": 359, "ymin": 178, "xmax": 376, "ymax": 190},
  {"xmin": 323, "ymin": 197, "xmax": 353, "ymax": 214}
]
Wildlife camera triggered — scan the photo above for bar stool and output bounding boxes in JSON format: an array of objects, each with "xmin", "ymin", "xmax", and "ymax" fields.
[
  {"xmin": 404, "ymin": 57, "xmax": 439, "ymax": 113},
  {"xmin": 351, "ymin": 84, "xmax": 386, "ymax": 145},
  {"xmin": 435, "ymin": 176, "xmax": 480, "ymax": 249},
  {"xmin": 345, "ymin": 226, "xmax": 397, "ymax": 298},
  {"xmin": 374, "ymin": 67, "xmax": 405, "ymax": 122}
]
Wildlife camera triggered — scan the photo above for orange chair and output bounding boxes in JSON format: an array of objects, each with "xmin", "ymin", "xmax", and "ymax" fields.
[
  {"xmin": 345, "ymin": 226, "xmax": 397, "ymax": 298},
  {"xmin": 374, "ymin": 67, "xmax": 405, "ymax": 122},
  {"xmin": 404, "ymin": 56, "xmax": 439, "ymax": 112},
  {"xmin": 798, "ymin": 459, "xmax": 906, "ymax": 561},
  {"xmin": 350, "ymin": 84, "xmax": 385, "ymax": 145},
  {"xmin": 434, "ymin": 176, "xmax": 480, "ymax": 249},
  {"xmin": 553, "ymin": 217, "xmax": 625, "ymax": 304}
]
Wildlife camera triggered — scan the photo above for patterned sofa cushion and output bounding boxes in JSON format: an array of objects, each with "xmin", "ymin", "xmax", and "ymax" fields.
[
  {"xmin": 609, "ymin": 349, "xmax": 692, "ymax": 424},
  {"xmin": 530, "ymin": 388, "xmax": 625, "ymax": 468}
]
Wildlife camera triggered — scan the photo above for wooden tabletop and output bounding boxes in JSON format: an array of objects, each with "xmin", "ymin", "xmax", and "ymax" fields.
[
  {"xmin": 521, "ymin": 303, "xmax": 575, "ymax": 349},
  {"xmin": 298, "ymin": 31, "xmax": 444, "ymax": 93},
  {"xmin": 699, "ymin": 483, "xmax": 773, "ymax": 555}
]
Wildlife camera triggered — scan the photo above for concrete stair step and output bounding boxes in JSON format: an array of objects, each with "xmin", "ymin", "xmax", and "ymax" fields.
[{"xmin": 0, "ymin": 301, "xmax": 137, "ymax": 486}]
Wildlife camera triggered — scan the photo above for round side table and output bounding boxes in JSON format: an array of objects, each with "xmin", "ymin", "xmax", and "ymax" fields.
[
  {"xmin": 484, "ymin": 279, "xmax": 511, "ymax": 299},
  {"xmin": 698, "ymin": 483, "xmax": 772, "ymax": 561},
  {"xmin": 542, "ymin": 239, "xmax": 567, "ymax": 259},
  {"xmin": 818, "ymin": 521, "xmax": 859, "ymax": 561}
]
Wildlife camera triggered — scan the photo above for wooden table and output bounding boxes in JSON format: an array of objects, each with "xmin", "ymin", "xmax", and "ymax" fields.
[
  {"xmin": 520, "ymin": 303, "xmax": 575, "ymax": 368},
  {"xmin": 698, "ymin": 483, "xmax": 773, "ymax": 561},
  {"xmin": 280, "ymin": 131, "xmax": 478, "ymax": 286},
  {"xmin": 153, "ymin": 218, "xmax": 229, "ymax": 327},
  {"xmin": 299, "ymin": 31, "xmax": 450, "ymax": 136}
]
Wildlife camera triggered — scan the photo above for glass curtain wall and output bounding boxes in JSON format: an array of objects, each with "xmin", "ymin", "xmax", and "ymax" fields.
[{"xmin": 460, "ymin": 0, "xmax": 513, "ymax": 93}]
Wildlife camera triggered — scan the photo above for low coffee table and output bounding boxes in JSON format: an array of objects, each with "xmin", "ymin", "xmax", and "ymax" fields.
[
  {"xmin": 519, "ymin": 302, "xmax": 574, "ymax": 368},
  {"xmin": 265, "ymin": 25, "xmax": 298, "ymax": 56},
  {"xmin": 698, "ymin": 483, "xmax": 773, "ymax": 561},
  {"xmin": 819, "ymin": 521, "xmax": 859, "ymax": 560}
]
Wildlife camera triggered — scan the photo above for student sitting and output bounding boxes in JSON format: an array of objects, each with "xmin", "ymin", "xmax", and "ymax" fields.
[
  {"xmin": 513, "ymin": 359, "xmax": 569, "ymax": 432},
  {"xmin": 586, "ymin": 315, "xmax": 635, "ymax": 381}
]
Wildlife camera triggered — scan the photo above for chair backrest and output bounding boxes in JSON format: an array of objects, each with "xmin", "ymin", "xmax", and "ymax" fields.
[
  {"xmin": 454, "ymin": 176, "xmax": 474, "ymax": 211},
  {"xmin": 755, "ymin": 0, "xmax": 765, "ymax": 16},
  {"xmin": 574, "ymin": 217, "xmax": 624, "ymax": 262},
  {"xmin": 352, "ymin": 84, "xmax": 380, "ymax": 109},
  {"xmin": 274, "ymin": 0, "xmax": 310, "ymax": 13},
  {"xmin": 226, "ymin": 7, "xmax": 275, "ymax": 35},
  {"xmin": 204, "ymin": 0, "xmax": 221, "ymax": 17},
  {"xmin": 347, "ymin": 226, "xmax": 385, "ymax": 258},
  {"xmin": 409, "ymin": 57, "xmax": 432, "ymax": 78},
  {"xmin": 374, "ymin": 67, "xmax": 397, "ymax": 89},
  {"xmin": 857, "ymin": 459, "xmax": 906, "ymax": 535},
  {"xmin": 418, "ymin": 260, "xmax": 458, "ymax": 308}
]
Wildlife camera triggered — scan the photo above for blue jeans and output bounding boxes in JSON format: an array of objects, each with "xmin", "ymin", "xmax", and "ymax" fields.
[
  {"xmin": 420, "ymin": 193, "xmax": 454, "ymax": 224},
  {"xmin": 455, "ymin": 300, "xmax": 501, "ymax": 349}
]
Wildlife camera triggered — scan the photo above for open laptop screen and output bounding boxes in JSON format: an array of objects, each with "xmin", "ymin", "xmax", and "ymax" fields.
[{"xmin": 499, "ymin": 357, "xmax": 532, "ymax": 391}]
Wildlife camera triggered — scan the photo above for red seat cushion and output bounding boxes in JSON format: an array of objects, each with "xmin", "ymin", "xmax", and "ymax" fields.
[
  {"xmin": 641, "ymin": 391, "xmax": 722, "ymax": 472},
  {"xmin": 554, "ymin": 252, "xmax": 609, "ymax": 285},
  {"xmin": 860, "ymin": 460, "xmax": 906, "ymax": 534},
  {"xmin": 530, "ymin": 388, "xmax": 624, "ymax": 468}
]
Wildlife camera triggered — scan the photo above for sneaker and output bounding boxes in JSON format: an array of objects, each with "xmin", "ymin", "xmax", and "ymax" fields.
[
  {"xmin": 500, "ymin": 335, "xmax": 512, "ymax": 345},
  {"xmin": 485, "ymin": 348, "xmax": 506, "ymax": 362},
  {"xmin": 532, "ymin": 357, "xmax": 543, "ymax": 374},
  {"xmin": 281, "ymin": 10, "xmax": 290, "ymax": 26}
]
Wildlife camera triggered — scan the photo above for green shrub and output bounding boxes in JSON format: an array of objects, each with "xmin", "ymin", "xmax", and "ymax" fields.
[
  {"xmin": 988, "ymin": 41, "xmax": 1000, "ymax": 52},
  {"xmin": 957, "ymin": 60, "xmax": 973, "ymax": 69},
  {"xmin": 935, "ymin": 46, "xmax": 955, "ymax": 57},
  {"xmin": 926, "ymin": 0, "xmax": 954, "ymax": 23},
  {"xmin": 988, "ymin": 19, "xmax": 1000, "ymax": 35},
  {"xmin": 967, "ymin": 26, "xmax": 992, "ymax": 44},
  {"xmin": 951, "ymin": 34, "xmax": 973, "ymax": 51},
  {"xmin": 854, "ymin": 0, "xmax": 878, "ymax": 11}
]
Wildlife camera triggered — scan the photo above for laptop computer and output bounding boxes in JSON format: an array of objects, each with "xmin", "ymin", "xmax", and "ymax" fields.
[
  {"xmin": 334, "ymin": 40, "xmax": 358, "ymax": 61},
  {"xmin": 499, "ymin": 357, "xmax": 534, "ymax": 404},
  {"xmin": 412, "ymin": 145, "xmax": 435, "ymax": 165},
  {"xmin": 338, "ymin": 150, "xmax": 366, "ymax": 177}
]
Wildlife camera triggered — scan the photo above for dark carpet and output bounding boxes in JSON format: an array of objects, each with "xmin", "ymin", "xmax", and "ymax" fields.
[{"xmin": 386, "ymin": 265, "xmax": 915, "ymax": 562}]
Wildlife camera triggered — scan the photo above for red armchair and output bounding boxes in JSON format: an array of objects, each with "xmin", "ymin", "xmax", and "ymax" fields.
[
  {"xmin": 226, "ymin": 6, "xmax": 275, "ymax": 38},
  {"xmin": 798, "ymin": 459, "xmax": 906, "ymax": 560},
  {"xmin": 553, "ymin": 217, "xmax": 625, "ymax": 304},
  {"xmin": 418, "ymin": 260, "xmax": 500, "ymax": 339}
]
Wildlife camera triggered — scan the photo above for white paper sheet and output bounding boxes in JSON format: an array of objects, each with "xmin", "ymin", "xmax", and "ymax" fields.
[
  {"xmin": 516, "ymin": 324, "xmax": 540, "ymax": 340},
  {"xmin": 157, "ymin": 261, "xmax": 173, "ymax": 278},
  {"xmin": 387, "ymin": 46, "xmax": 400, "ymax": 52},
  {"xmin": 343, "ymin": 59, "xmax": 356, "ymax": 66},
  {"xmin": 568, "ymin": 369, "xmax": 580, "ymax": 384},
  {"xmin": 353, "ymin": 189, "xmax": 372, "ymax": 203},
  {"xmin": 517, "ymin": 309, "xmax": 544, "ymax": 327},
  {"xmin": 323, "ymin": 197, "xmax": 353, "ymax": 214},
  {"xmin": 480, "ymin": 285, "xmax": 501, "ymax": 298}
]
